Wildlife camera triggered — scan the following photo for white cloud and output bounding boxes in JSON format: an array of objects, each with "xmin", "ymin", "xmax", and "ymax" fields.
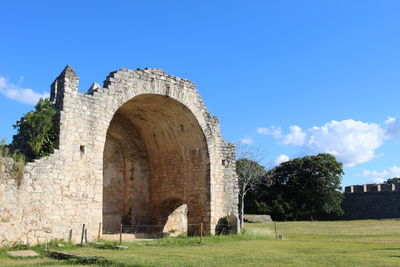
[
  {"xmin": 274, "ymin": 154, "xmax": 289, "ymax": 166},
  {"xmin": 257, "ymin": 126, "xmax": 282, "ymax": 138},
  {"xmin": 238, "ymin": 137, "xmax": 253, "ymax": 145},
  {"xmin": 360, "ymin": 165, "xmax": 400, "ymax": 183},
  {"xmin": 0, "ymin": 76, "xmax": 48, "ymax": 105},
  {"xmin": 385, "ymin": 117, "xmax": 400, "ymax": 139},
  {"xmin": 371, "ymin": 177, "xmax": 385, "ymax": 184},
  {"xmin": 305, "ymin": 120, "xmax": 385, "ymax": 166},
  {"xmin": 282, "ymin": 125, "xmax": 306, "ymax": 146},
  {"xmin": 259, "ymin": 119, "xmax": 385, "ymax": 167}
]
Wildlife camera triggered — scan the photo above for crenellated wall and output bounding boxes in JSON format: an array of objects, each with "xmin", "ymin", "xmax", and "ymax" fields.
[
  {"xmin": 343, "ymin": 183, "xmax": 400, "ymax": 220},
  {"xmin": 0, "ymin": 66, "xmax": 239, "ymax": 245}
]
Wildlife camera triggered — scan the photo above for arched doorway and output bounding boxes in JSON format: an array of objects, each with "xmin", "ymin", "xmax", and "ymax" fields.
[{"xmin": 103, "ymin": 94, "xmax": 210, "ymax": 235}]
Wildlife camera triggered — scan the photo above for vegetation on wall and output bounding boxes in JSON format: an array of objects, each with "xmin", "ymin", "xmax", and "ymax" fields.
[
  {"xmin": 0, "ymin": 138, "xmax": 25, "ymax": 185},
  {"xmin": 10, "ymin": 98, "xmax": 58, "ymax": 161},
  {"xmin": 244, "ymin": 153, "xmax": 344, "ymax": 221},
  {"xmin": 0, "ymin": 98, "xmax": 58, "ymax": 185}
]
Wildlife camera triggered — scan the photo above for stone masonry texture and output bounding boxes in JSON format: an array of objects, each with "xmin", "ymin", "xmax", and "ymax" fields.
[
  {"xmin": 343, "ymin": 183, "xmax": 400, "ymax": 220},
  {"xmin": 0, "ymin": 66, "xmax": 239, "ymax": 245}
]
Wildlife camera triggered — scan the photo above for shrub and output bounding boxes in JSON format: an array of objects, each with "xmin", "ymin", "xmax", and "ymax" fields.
[
  {"xmin": 10, "ymin": 98, "xmax": 58, "ymax": 161},
  {"xmin": 215, "ymin": 215, "xmax": 237, "ymax": 235}
]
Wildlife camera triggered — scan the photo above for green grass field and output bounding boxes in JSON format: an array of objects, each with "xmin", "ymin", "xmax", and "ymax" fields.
[{"xmin": 1, "ymin": 220, "xmax": 400, "ymax": 266}]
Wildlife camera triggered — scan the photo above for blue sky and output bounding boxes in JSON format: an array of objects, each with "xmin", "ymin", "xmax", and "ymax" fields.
[{"xmin": 1, "ymin": 0, "xmax": 400, "ymax": 186}]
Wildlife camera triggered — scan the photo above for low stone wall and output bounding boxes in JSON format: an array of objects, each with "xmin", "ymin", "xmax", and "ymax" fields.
[
  {"xmin": 0, "ymin": 153, "xmax": 101, "ymax": 246},
  {"xmin": 342, "ymin": 191, "xmax": 400, "ymax": 220},
  {"xmin": 0, "ymin": 156, "xmax": 56, "ymax": 245}
]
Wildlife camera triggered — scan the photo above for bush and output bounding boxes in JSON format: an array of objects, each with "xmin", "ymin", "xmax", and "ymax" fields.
[
  {"xmin": 215, "ymin": 215, "xmax": 237, "ymax": 235},
  {"xmin": 0, "ymin": 98, "xmax": 58, "ymax": 185},
  {"xmin": 10, "ymin": 98, "xmax": 58, "ymax": 161}
]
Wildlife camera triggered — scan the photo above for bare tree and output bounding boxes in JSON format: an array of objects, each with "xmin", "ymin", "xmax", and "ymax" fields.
[{"xmin": 236, "ymin": 145, "xmax": 268, "ymax": 229}]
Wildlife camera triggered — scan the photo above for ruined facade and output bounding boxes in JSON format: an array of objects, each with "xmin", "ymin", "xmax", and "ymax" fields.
[{"xmin": 0, "ymin": 66, "xmax": 239, "ymax": 245}]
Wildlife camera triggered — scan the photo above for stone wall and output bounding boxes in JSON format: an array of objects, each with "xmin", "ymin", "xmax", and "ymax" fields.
[
  {"xmin": 0, "ymin": 66, "xmax": 239, "ymax": 245},
  {"xmin": 343, "ymin": 184, "xmax": 400, "ymax": 219},
  {"xmin": 0, "ymin": 151, "xmax": 100, "ymax": 245}
]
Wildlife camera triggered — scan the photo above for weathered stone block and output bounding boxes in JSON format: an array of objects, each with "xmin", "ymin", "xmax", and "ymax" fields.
[{"xmin": 243, "ymin": 215, "xmax": 273, "ymax": 223}]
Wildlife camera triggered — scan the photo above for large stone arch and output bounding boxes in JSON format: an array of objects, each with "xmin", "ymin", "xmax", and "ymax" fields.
[
  {"xmin": 83, "ymin": 68, "xmax": 237, "ymax": 234},
  {"xmin": 85, "ymin": 68, "xmax": 224, "ymax": 234}
]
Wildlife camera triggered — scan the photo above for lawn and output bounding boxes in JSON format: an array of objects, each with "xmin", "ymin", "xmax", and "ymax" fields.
[{"xmin": 1, "ymin": 220, "xmax": 400, "ymax": 266}]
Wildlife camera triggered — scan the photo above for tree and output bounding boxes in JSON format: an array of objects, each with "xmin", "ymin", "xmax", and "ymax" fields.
[
  {"xmin": 11, "ymin": 98, "xmax": 58, "ymax": 161},
  {"xmin": 250, "ymin": 153, "xmax": 344, "ymax": 220},
  {"xmin": 386, "ymin": 177, "xmax": 400, "ymax": 184},
  {"xmin": 236, "ymin": 153, "xmax": 268, "ymax": 229}
]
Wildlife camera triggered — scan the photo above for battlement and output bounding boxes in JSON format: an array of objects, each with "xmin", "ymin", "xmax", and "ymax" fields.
[
  {"xmin": 344, "ymin": 183, "xmax": 400, "ymax": 193},
  {"xmin": 343, "ymin": 184, "xmax": 400, "ymax": 220}
]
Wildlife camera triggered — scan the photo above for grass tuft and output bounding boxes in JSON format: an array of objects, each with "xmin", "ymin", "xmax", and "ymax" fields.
[{"xmin": 241, "ymin": 224, "xmax": 275, "ymax": 239}]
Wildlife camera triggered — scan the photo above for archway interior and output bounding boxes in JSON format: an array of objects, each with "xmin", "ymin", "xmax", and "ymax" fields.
[{"xmin": 103, "ymin": 94, "xmax": 210, "ymax": 235}]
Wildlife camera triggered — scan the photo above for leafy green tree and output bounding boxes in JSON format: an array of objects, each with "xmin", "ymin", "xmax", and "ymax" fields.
[
  {"xmin": 386, "ymin": 177, "xmax": 400, "ymax": 184},
  {"xmin": 11, "ymin": 98, "xmax": 58, "ymax": 161},
  {"xmin": 247, "ymin": 153, "xmax": 344, "ymax": 220}
]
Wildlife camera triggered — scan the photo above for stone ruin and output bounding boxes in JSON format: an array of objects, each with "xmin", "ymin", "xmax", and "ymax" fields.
[{"xmin": 0, "ymin": 66, "xmax": 239, "ymax": 245}]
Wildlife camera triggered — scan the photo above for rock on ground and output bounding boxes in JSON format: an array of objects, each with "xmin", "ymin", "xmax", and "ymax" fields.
[
  {"xmin": 243, "ymin": 215, "xmax": 272, "ymax": 223},
  {"xmin": 7, "ymin": 250, "xmax": 39, "ymax": 257}
]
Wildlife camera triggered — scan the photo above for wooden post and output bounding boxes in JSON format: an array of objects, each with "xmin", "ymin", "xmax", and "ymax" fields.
[
  {"xmin": 97, "ymin": 222, "xmax": 102, "ymax": 241},
  {"xmin": 119, "ymin": 224, "xmax": 123, "ymax": 245},
  {"xmin": 84, "ymin": 228, "xmax": 88, "ymax": 243},
  {"xmin": 200, "ymin": 222, "xmax": 203, "ymax": 244},
  {"xmin": 80, "ymin": 224, "xmax": 85, "ymax": 245},
  {"xmin": 69, "ymin": 229, "xmax": 72, "ymax": 242},
  {"xmin": 274, "ymin": 222, "xmax": 278, "ymax": 240}
]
